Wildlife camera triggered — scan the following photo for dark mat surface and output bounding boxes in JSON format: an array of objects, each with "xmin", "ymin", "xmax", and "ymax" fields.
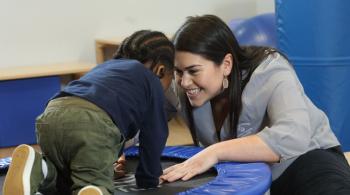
[{"xmin": 0, "ymin": 157, "xmax": 216, "ymax": 195}]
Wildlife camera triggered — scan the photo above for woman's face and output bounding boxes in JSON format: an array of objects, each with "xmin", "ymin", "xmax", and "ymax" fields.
[{"xmin": 174, "ymin": 51, "xmax": 232, "ymax": 107}]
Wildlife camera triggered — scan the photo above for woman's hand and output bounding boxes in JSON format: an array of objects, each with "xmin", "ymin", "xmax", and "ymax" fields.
[
  {"xmin": 160, "ymin": 135, "xmax": 280, "ymax": 183},
  {"xmin": 160, "ymin": 148, "xmax": 218, "ymax": 182},
  {"xmin": 114, "ymin": 154, "xmax": 126, "ymax": 179}
]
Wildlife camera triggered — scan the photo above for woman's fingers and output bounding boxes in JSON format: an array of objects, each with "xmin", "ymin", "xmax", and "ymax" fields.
[
  {"xmin": 161, "ymin": 162, "xmax": 199, "ymax": 182},
  {"xmin": 162, "ymin": 165, "xmax": 183, "ymax": 181},
  {"xmin": 163, "ymin": 163, "xmax": 180, "ymax": 174},
  {"xmin": 159, "ymin": 177, "xmax": 165, "ymax": 185},
  {"xmin": 163, "ymin": 168, "xmax": 187, "ymax": 182},
  {"xmin": 162, "ymin": 147, "xmax": 219, "ymax": 183},
  {"xmin": 162, "ymin": 156, "xmax": 215, "ymax": 182}
]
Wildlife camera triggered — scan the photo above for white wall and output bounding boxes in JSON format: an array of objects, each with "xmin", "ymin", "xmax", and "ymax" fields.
[
  {"xmin": 257, "ymin": 1, "xmax": 275, "ymax": 14},
  {"xmin": 0, "ymin": 0, "xmax": 274, "ymax": 68}
]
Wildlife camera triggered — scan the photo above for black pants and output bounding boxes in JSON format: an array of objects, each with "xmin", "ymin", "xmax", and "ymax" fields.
[{"xmin": 271, "ymin": 146, "xmax": 350, "ymax": 195}]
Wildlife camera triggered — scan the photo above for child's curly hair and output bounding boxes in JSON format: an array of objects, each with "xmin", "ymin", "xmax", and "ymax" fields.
[{"xmin": 113, "ymin": 30, "xmax": 175, "ymax": 73}]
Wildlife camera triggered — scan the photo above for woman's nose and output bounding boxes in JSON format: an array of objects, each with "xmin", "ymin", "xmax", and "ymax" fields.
[{"xmin": 180, "ymin": 73, "xmax": 192, "ymax": 88}]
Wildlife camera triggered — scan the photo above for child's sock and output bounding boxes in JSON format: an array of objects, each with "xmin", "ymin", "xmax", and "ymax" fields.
[{"xmin": 41, "ymin": 159, "xmax": 48, "ymax": 178}]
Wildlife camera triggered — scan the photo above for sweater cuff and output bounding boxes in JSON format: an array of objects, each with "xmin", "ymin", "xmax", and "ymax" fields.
[{"xmin": 135, "ymin": 176, "xmax": 159, "ymax": 189}]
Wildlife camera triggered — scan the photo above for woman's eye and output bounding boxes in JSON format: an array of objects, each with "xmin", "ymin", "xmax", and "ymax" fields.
[
  {"xmin": 188, "ymin": 69, "xmax": 198, "ymax": 74},
  {"xmin": 175, "ymin": 69, "xmax": 183, "ymax": 76}
]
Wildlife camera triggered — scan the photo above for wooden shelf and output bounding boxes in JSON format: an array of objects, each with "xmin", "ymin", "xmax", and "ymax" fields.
[
  {"xmin": 95, "ymin": 37, "xmax": 123, "ymax": 64},
  {"xmin": 0, "ymin": 62, "xmax": 96, "ymax": 81}
]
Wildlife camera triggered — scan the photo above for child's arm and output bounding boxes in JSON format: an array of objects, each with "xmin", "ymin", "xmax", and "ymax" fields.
[{"xmin": 135, "ymin": 79, "xmax": 169, "ymax": 188}]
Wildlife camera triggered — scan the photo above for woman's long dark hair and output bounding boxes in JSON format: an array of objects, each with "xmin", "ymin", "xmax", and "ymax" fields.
[{"xmin": 173, "ymin": 15, "xmax": 275, "ymax": 145}]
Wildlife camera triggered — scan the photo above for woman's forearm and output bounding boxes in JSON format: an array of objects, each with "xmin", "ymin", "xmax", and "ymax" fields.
[{"xmin": 206, "ymin": 135, "xmax": 280, "ymax": 163}]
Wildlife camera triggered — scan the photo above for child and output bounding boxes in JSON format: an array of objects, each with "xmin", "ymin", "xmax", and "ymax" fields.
[
  {"xmin": 160, "ymin": 15, "xmax": 350, "ymax": 194},
  {"xmin": 3, "ymin": 30, "xmax": 174, "ymax": 195}
]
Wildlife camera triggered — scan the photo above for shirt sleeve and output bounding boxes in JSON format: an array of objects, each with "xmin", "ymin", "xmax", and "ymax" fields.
[
  {"xmin": 257, "ymin": 72, "xmax": 312, "ymax": 161},
  {"xmin": 135, "ymin": 78, "xmax": 169, "ymax": 188}
]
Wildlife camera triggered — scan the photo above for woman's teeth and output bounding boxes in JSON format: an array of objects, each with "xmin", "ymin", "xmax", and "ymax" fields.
[{"xmin": 186, "ymin": 88, "xmax": 200, "ymax": 95}]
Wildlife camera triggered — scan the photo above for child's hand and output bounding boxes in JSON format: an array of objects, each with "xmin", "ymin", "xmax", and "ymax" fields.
[
  {"xmin": 160, "ymin": 149, "xmax": 218, "ymax": 182},
  {"xmin": 114, "ymin": 154, "xmax": 126, "ymax": 179}
]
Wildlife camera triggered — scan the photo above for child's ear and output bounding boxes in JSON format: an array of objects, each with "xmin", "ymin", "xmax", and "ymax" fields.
[{"xmin": 154, "ymin": 64, "xmax": 165, "ymax": 78}]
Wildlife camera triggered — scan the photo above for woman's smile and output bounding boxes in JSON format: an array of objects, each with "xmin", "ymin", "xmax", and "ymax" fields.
[{"xmin": 186, "ymin": 88, "xmax": 201, "ymax": 98}]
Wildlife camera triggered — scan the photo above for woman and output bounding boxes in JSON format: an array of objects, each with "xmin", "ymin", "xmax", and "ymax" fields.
[{"xmin": 161, "ymin": 15, "xmax": 350, "ymax": 194}]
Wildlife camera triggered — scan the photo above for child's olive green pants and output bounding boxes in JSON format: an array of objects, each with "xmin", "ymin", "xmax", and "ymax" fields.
[{"xmin": 36, "ymin": 96, "xmax": 123, "ymax": 195}]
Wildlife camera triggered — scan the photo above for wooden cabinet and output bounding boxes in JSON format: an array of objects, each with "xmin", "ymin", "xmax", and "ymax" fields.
[{"xmin": 0, "ymin": 62, "xmax": 96, "ymax": 147}]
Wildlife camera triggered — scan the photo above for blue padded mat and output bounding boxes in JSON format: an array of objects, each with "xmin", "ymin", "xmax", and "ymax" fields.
[
  {"xmin": 125, "ymin": 146, "xmax": 271, "ymax": 195},
  {"xmin": 1, "ymin": 146, "xmax": 271, "ymax": 194}
]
